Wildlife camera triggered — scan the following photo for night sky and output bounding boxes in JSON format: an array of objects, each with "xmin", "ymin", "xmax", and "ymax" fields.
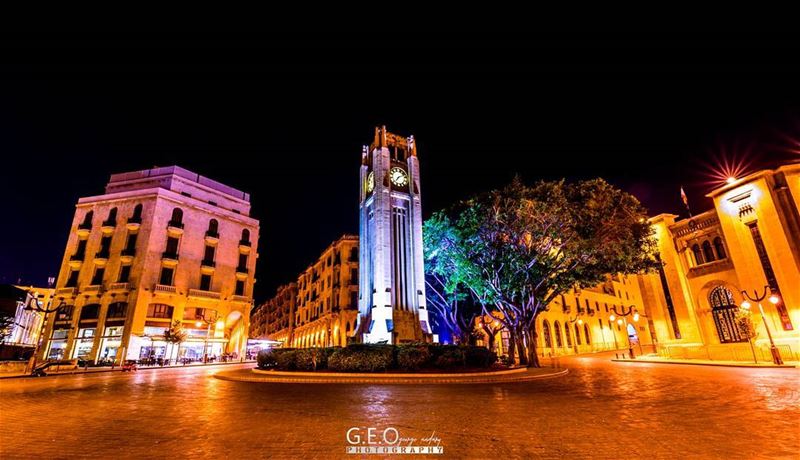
[{"xmin": 1, "ymin": 41, "xmax": 799, "ymax": 301}]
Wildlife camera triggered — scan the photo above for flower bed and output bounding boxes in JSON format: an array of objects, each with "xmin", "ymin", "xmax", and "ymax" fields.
[{"xmin": 256, "ymin": 344, "xmax": 498, "ymax": 373}]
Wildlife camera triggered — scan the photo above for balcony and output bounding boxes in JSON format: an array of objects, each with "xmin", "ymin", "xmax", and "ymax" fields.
[
  {"xmin": 188, "ymin": 288, "xmax": 221, "ymax": 300},
  {"xmin": 108, "ymin": 282, "xmax": 130, "ymax": 291},
  {"xmin": 154, "ymin": 284, "xmax": 177, "ymax": 295},
  {"xmin": 161, "ymin": 252, "xmax": 180, "ymax": 265},
  {"xmin": 56, "ymin": 287, "xmax": 76, "ymax": 296},
  {"xmin": 688, "ymin": 258, "xmax": 734, "ymax": 278},
  {"xmin": 231, "ymin": 295, "xmax": 251, "ymax": 303},
  {"xmin": 83, "ymin": 285, "xmax": 102, "ymax": 293},
  {"xmin": 101, "ymin": 219, "xmax": 116, "ymax": 233},
  {"xmin": 167, "ymin": 220, "xmax": 184, "ymax": 235}
]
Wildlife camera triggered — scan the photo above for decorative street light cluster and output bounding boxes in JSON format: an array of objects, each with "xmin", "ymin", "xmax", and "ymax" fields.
[
  {"xmin": 740, "ymin": 286, "xmax": 783, "ymax": 365},
  {"xmin": 22, "ymin": 293, "xmax": 67, "ymax": 375},
  {"xmin": 195, "ymin": 311, "xmax": 223, "ymax": 363},
  {"xmin": 608, "ymin": 305, "xmax": 642, "ymax": 359}
]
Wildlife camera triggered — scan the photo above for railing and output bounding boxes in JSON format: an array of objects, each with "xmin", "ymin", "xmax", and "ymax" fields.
[
  {"xmin": 83, "ymin": 285, "xmax": 102, "ymax": 292},
  {"xmin": 673, "ymin": 215, "xmax": 720, "ymax": 237},
  {"xmin": 658, "ymin": 343, "xmax": 799, "ymax": 362},
  {"xmin": 188, "ymin": 289, "xmax": 221, "ymax": 299},
  {"xmin": 154, "ymin": 284, "xmax": 177, "ymax": 294},
  {"xmin": 231, "ymin": 295, "xmax": 250, "ymax": 303},
  {"xmin": 108, "ymin": 282, "xmax": 130, "ymax": 291},
  {"xmin": 56, "ymin": 287, "xmax": 76, "ymax": 296},
  {"xmin": 687, "ymin": 258, "xmax": 734, "ymax": 278}
]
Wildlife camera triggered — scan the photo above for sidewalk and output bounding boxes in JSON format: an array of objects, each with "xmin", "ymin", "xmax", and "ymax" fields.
[
  {"xmin": 612, "ymin": 355, "xmax": 799, "ymax": 369},
  {"xmin": 0, "ymin": 360, "xmax": 256, "ymax": 379}
]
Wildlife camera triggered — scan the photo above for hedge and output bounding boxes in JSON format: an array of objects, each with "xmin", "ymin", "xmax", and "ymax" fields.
[{"xmin": 256, "ymin": 344, "xmax": 497, "ymax": 372}]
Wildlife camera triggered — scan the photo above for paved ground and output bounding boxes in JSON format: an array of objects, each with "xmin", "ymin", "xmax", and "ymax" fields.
[{"xmin": 1, "ymin": 352, "xmax": 798, "ymax": 459}]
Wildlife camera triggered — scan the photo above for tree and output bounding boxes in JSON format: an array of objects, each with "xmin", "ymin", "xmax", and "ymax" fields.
[
  {"xmin": 163, "ymin": 320, "xmax": 187, "ymax": 364},
  {"xmin": 735, "ymin": 309, "xmax": 759, "ymax": 363},
  {"xmin": 0, "ymin": 312, "xmax": 14, "ymax": 344},
  {"xmin": 425, "ymin": 177, "xmax": 658, "ymax": 367}
]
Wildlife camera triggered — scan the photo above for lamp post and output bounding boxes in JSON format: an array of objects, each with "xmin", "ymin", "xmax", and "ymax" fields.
[
  {"xmin": 609, "ymin": 305, "xmax": 642, "ymax": 359},
  {"xmin": 195, "ymin": 311, "xmax": 221, "ymax": 364},
  {"xmin": 22, "ymin": 293, "xmax": 67, "ymax": 374},
  {"xmin": 740, "ymin": 286, "xmax": 783, "ymax": 365},
  {"xmin": 567, "ymin": 314, "xmax": 584, "ymax": 355}
]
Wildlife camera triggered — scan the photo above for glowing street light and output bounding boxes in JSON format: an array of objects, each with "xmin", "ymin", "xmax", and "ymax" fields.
[
  {"xmin": 741, "ymin": 286, "xmax": 783, "ymax": 365},
  {"xmin": 726, "ymin": 176, "xmax": 737, "ymax": 185}
]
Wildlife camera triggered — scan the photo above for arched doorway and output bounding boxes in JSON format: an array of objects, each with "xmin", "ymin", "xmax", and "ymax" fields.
[{"xmin": 709, "ymin": 286, "xmax": 745, "ymax": 343}]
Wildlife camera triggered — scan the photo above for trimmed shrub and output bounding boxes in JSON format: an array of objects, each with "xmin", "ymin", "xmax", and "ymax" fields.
[
  {"xmin": 434, "ymin": 347, "xmax": 466, "ymax": 369},
  {"xmin": 397, "ymin": 345, "xmax": 431, "ymax": 371},
  {"xmin": 256, "ymin": 349, "xmax": 278, "ymax": 369},
  {"xmin": 464, "ymin": 346, "xmax": 497, "ymax": 368},
  {"xmin": 275, "ymin": 350, "xmax": 297, "ymax": 370},
  {"xmin": 328, "ymin": 346, "xmax": 393, "ymax": 372}
]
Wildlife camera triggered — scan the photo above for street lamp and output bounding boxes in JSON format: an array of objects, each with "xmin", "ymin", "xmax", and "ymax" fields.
[
  {"xmin": 195, "ymin": 311, "xmax": 221, "ymax": 364},
  {"xmin": 22, "ymin": 293, "xmax": 68, "ymax": 374},
  {"xmin": 741, "ymin": 286, "xmax": 783, "ymax": 365},
  {"xmin": 609, "ymin": 305, "xmax": 642, "ymax": 359}
]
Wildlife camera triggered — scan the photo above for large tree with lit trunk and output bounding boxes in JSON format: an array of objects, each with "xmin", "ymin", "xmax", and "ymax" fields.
[{"xmin": 424, "ymin": 177, "xmax": 658, "ymax": 367}]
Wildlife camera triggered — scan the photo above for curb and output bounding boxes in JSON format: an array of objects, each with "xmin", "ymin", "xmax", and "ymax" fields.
[
  {"xmin": 252, "ymin": 366, "xmax": 529, "ymax": 378},
  {"xmin": 214, "ymin": 367, "xmax": 569, "ymax": 384},
  {"xmin": 0, "ymin": 361, "xmax": 257, "ymax": 380},
  {"xmin": 612, "ymin": 359, "xmax": 798, "ymax": 369}
]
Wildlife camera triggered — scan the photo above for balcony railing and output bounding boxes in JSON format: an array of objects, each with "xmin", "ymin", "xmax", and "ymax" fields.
[
  {"xmin": 231, "ymin": 295, "xmax": 250, "ymax": 303},
  {"xmin": 154, "ymin": 284, "xmax": 177, "ymax": 294},
  {"xmin": 188, "ymin": 289, "xmax": 221, "ymax": 300},
  {"xmin": 56, "ymin": 287, "xmax": 76, "ymax": 296},
  {"xmin": 108, "ymin": 282, "xmax": 130, "ymax": 291},
  {"xmin": 84, "ymin": 285, "xmax": 102, "ymax": 293}
]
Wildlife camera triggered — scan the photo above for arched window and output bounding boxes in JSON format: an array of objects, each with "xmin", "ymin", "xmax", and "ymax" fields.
[
  {"xmin": 575, "ymin": 324, "xmax": 582, "ymax": 345},
  {"xmin": 80, "ymin": 211, "xmax": 94, "ymax": 229},
  {"xmin": 691, "ymin": 244, "xmax": 704, "ymax": 265},
  {"xmin": 542, "ymin": 320, "xmax": 552, "ymax": 348},
  {"xmin": 553, "ymin": 321, "xmax": 563, "ymax": 348},
  {"xmin": 241, "ymin": 228, "xmax": 251, "ymax": 243},
  {"xmin": 207, "ymin": 219, "xmax": 219, "ymax": 236},
  {"xmin": 130, "ymin": 204, "xmax": 143, "ymax": 223},
  {"xmin": 170, "ymin": 208, "xmax": 183, "ymax": 224},
  {"xmin": 564, "ymin": 325, "xmax": 573, "ymax": 347},
  {"xmin": 709, "ymin": 285, "xmax": 745, "ymax": 343},
  {"xmin": 584, "ymin": 323, "xmax": 591, "ymax": 344},
  {"xmin": 713, "ymin": 237, "xmax": 727, "ymax": 260},
  {"xmin": 702, "ymin": 241, "xmax": 716, "ymax": 263},
  {"xmin": 105, "ymin": 207, "xmax": 117, "ymax": 226},
  {"xmin": 79, "ymin": 304, "xmax": 100, "ymax": 320}
]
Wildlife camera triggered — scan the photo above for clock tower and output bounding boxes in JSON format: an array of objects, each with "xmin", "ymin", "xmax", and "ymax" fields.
[{"xmin": 358, "ymin": 126, "xmax": 431, "ymax": 344}]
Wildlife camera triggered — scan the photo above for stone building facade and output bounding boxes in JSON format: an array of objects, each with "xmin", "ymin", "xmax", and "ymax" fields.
[
  {"xmin": 254, "ymin": 235, "xmax": 359, "ymax": 348},
  {"xmin": 639, "ymin": 162, "xmax": 800, "ymax": 361},
  {"xmin": 41, "ymin": 166, "xmax": 259, "ymax": 365}
]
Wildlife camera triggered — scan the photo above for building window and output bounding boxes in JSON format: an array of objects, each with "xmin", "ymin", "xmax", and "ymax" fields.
[
  {"xmin": 169, "ymin": 208, "xmax": 183, "ymax": 227},
  {"xmin": 691, "ymin": 244, "xmax": 704, "ymax": 265},
  {"xmin": 80, "ymin": 304, "xmax": 100, "ymax": 320},
  {"xmin": 702, "ymin": 241, "xmax": 716, "ymax": 263},
  {"xmin": 584, "ymin": 323, "xmax": 591, "ymax": 345},
  {"xmin": 90, "ymin": 267, "xmax": 105, "ymax": 286},
  {"xmin": 66, "ymin": 270, "xmax": 80, "ymax": 288},
  {"xmin": 79, "ymin": 210, "xmax": 93, "ymax": 229},
  {"xmin": 564, "ymin": 325, "xmax": 572, "ymax": 347},
  {"xmin": 97, "ymin": 235, "xmax": 111, "ymax": 258},
  {"xmin": 553, "ymin": 321, "xmax": 563, "ymax": 348},
  {"xmin": 123, "ymin": 232, "xmax": 138, "ymax": 256},
  {"xmin": 350, "ymin": 268, "xmax": 358, "ymax": 284},
  {"xmin": 118, "ymin": 265, "xmax": 131, "ymax": 283},
  {"xmin": 235, "ymin": 280, "xmax": 245, "ymax": 296},
  {"xmin": 203, "ymin": 245, "xmax": 215, "ymax": 264},
  {"xmin": 159, "ymin": 267, "xmax": 174, "ymax": 286},
  {"xmin": 238, "ymin": 253, "xmax": 248, "ymax": 271},
  {"xmin": 107, "ymin": 302, "xmax": 128, "ymax": 319},
  {"xmin": 147, "ymin": 304, "xmax": 173, "ymax": 319},
  {"xmin": 130, "ymin": 204, "xmax": 143, "ymax": 223},
  {"xmin": 73, "ymin": 239, "xmax": 88, "ymax": 261},
  {"xmin": 103, "ymin": 207, "xmax": 117, "ymax": 226},
  {"xmin": 709, "ymin": 286, "xmax": 746, "ymax": 343},
  {"xmin": 575, "ymin": 324, "xmax": 582, "ymax": 345},
  {"xmin": 241, "ymin": 229, "xmax": 251, "ymax": 244},
  {"xmin": 200, "ymin": 274, "xmax": 212, "ymax": 291},
  {"xmin": 713, "ymin": 237, "xmax": 727, "ymax": 260},
  {"xmin": 207, "ymin": 219, "xmax": 219, "ymax": 237}
]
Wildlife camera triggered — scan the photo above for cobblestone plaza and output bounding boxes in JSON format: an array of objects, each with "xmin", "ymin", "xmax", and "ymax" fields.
[{"xmin": 1, "ymin": 355, "xmax": 797, "ymax": 458}]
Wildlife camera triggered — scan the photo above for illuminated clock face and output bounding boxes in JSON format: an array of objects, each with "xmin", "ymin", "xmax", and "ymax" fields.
[
  {"xmin": 390, "ymin": 167, "xmax": 409, "ymax": 187},
  {"xmin": 366, "ymin": 171, "xmax": 375, "ymax": 193}
]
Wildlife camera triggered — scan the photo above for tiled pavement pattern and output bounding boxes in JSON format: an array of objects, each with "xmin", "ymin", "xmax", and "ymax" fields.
[{"xmin": 1, "ymin": 353, "xmax": 798, "ymax": 459}]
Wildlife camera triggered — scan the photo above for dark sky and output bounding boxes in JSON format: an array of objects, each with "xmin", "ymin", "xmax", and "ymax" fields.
[{"xmin": 1, "ymin": 41, "xmax": 799, "ymax": 300}]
